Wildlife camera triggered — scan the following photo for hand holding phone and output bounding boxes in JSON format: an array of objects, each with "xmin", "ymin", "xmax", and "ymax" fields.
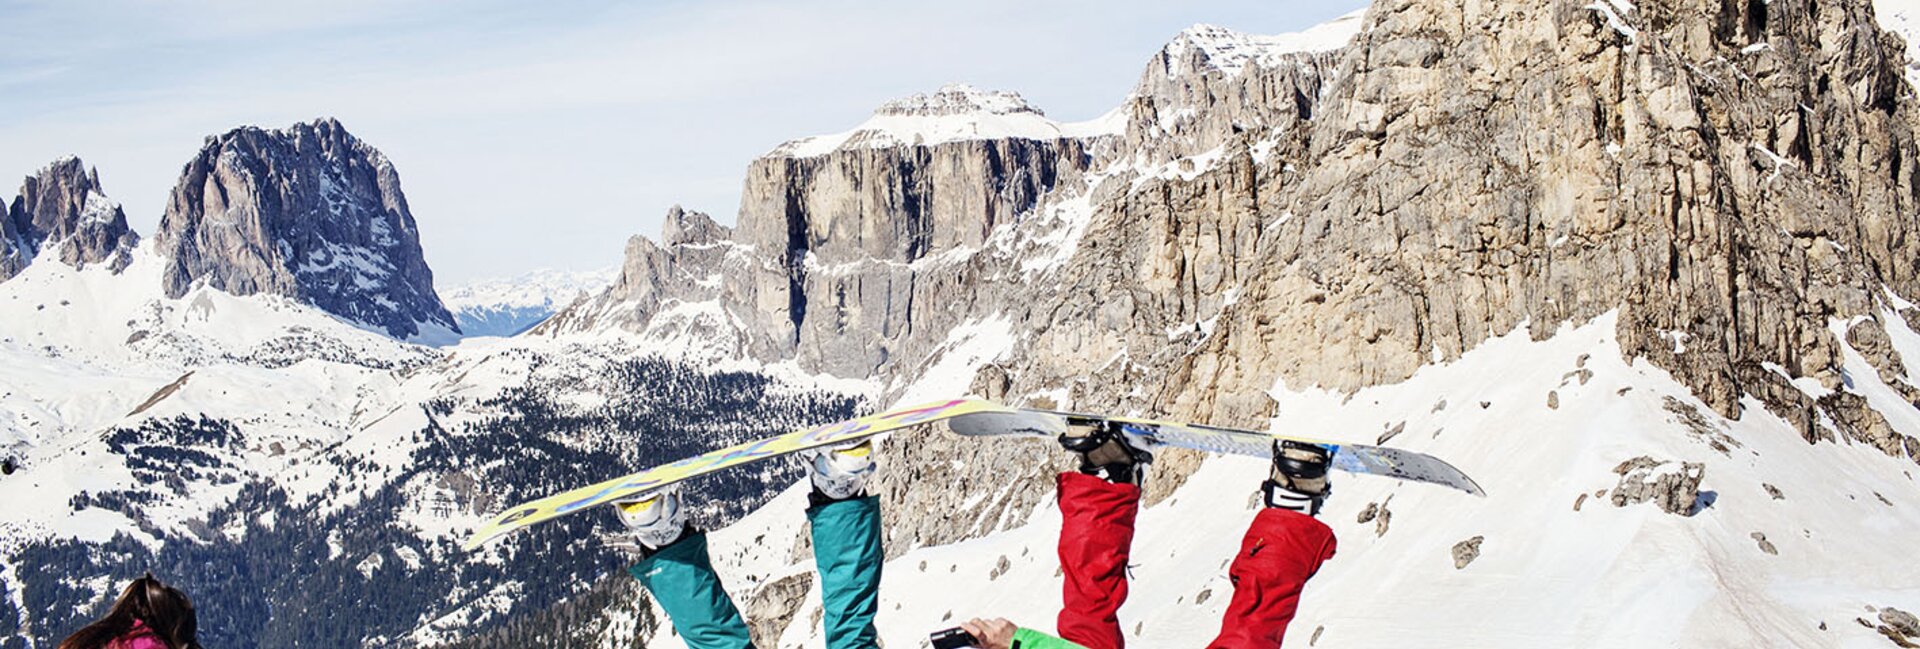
[{"xmin": 930, "ymin": 626, "xmax": 979, "ymax": 649}]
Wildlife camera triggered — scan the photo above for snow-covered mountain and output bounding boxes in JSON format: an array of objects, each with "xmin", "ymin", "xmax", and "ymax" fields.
[
  {"xmin": 8, "ymin": 1, "xmax": 1920, "ymax": 648},
  {"xmin": 533, "ymin": 1, "xmax": 1920, "ymax": 647},
  {"xmin": 768, "ymin": 83, "xmax": 1123, "ymax": 158},
  {"xmin": 441, "ymin": 267, "xmax": 615, "ymax": 338},
  {"xmin": 1, "ymin": 156, "xmax": 138, "ymax": 282},
  {"xmin": 155, "ymin": 118, "xmax": 460, "ymax": 343},
  {"xmin": 0, "ymin": 238, "xmax": 867, "ymax": 649}
]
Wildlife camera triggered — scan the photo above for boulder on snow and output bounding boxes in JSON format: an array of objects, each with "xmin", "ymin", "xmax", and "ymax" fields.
[
  {"xmin": 1610, "ymin": 456, "xmax": 1707, "ymax": 516},
  {"xmin": 1452, "ymin": 536, "xmax": 1484, "ymax": 569},
  {"xmin": 1881, "ymin": 607, "xmax": 1920, "ymax": 646},
  {"xmin": 744, "ymin": 571, "xmax": 812, "ymax": 649}
]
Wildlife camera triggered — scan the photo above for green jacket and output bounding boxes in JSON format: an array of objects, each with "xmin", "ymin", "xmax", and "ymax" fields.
[{"xmin": 1012, "ymin": 627, "xmax": 1090, "ymax": 649}]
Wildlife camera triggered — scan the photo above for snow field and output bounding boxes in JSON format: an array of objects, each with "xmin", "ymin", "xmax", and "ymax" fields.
[{"xmin": 646, "ymin": 311, "xmax": 1919, "ymax": 649}]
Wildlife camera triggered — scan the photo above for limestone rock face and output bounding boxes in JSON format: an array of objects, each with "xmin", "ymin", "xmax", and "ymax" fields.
[
  {"xmin": 0, "ymin": 157, "xmax": 138, "ymax": 281},
  {"xmin": 1125, "ymin": 18, "xmax": 1355, "ymax": 163},
  {"xmin": 1160, "ymin": 0, "xmax": 1920, "ymax": 467},
  {"xmin": 547, "ymin": 86, "xmax": 1107, "ymax": 377},
  {"xmin": 153, "ymin": 118, "xmax": 457, "ymax": 340}
]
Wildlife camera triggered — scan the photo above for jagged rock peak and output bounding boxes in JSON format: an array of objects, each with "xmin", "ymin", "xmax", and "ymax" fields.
[
  {"xmin": 873, "ymin": 83, "xmax": 1045, "ymax": 117},
  {"xmin": 154, "ymin": 117, "xmax": 458, "ymax": 341},
  {"xmin": 0, "ymin": 155, "xmax": 138, "ymax": 282},
  {"xmin": 1161, "ymin": 11, "xmax": 1365, "ymax": 77},
  {"xmin": 660, "ymin": 206, "xmax": 730, "ymax": 247}
]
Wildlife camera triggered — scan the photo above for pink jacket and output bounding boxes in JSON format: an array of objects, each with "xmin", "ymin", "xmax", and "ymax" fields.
[{"xmin": 109, "ymin": 620, "xmax": 166, "ymax": 649}]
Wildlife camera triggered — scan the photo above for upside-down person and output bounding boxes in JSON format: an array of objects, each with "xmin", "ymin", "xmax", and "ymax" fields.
[
  {"xmin": 615, "ymin": 439, "xmax": 883, "ymax": 649},
  {"xmin": 960, "ymin": 422, "xmax": 1338, "ymax": 649}
]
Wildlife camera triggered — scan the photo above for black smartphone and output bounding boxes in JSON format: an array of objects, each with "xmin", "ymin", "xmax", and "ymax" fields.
[{"xmin": 930, "ymin": 626, "xmax": 979, "ymax": 649}]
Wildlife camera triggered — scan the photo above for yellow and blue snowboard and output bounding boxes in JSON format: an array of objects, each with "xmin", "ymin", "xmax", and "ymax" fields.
[
  {"xmin": 463, "ymin": 398, "xmax": 1482, "ymax": 550},
  {"xmin": 463, "ymin": 398, "xmax": 1015, "ymax": 549}
]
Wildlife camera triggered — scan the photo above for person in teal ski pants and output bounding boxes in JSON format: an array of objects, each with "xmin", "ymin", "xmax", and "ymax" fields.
[{"xmin": 616, "ymin": 439, "xmax": 883, "ymax": 649}]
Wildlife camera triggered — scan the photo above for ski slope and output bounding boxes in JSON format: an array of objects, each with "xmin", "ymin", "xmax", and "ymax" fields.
[{"xmin": 644, "ymin": 312, "xmax": 1919, "ymax": 649}]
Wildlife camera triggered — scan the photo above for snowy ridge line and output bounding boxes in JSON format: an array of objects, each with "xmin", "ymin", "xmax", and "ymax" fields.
[
  {"xmin": 770, "ymin": 84, "xmax": 1124, "ymax": 158},
  {"xmin": 1166, "ymin": 9, "xmax": 1366, "ymax": 78}
]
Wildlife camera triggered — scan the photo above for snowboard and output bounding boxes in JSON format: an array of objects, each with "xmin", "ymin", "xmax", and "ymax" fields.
[
  {"xmin": 463, "ymin": 398, "xmax": 1015, "ymax": 549},
  {"xmin": 945, "ymin": 408, "xmax": 1485, "ymax": 497},
  {"xmin": 463, "ymin": 398, "xmax": 1483, "ymax": 550}
]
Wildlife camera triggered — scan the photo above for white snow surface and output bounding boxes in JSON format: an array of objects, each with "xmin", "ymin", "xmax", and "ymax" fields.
[
  {"xmin": 644, "ymin": 312, "xmax": 1920, "ymax": 649},
  {"xmin": 771, "ymin": 84, "xmax": 1123, "ymax": 158},
  {"xmin": 0, "ymin": 248, "xmax": 432, "ymax": 545}
]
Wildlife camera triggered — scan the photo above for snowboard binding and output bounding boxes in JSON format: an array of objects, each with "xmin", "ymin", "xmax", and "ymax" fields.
[
  {"xmin": 613, "ymin": 486, "xmax": 692, "ymax": 555},
  {"xmin": 1059, "ymin": 419, "xmax": 1153, "ymax": 487},
  {"xmin": 1263, "ymin": 440, "xmax": 1332, "ymax": 516},
  {"xmin": 806, "ymin": 438, "xmax": 878, "ymax": 507}
]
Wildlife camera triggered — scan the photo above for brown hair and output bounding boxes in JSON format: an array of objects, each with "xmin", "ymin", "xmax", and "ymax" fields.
[{"xmin": 56, "ymin": 573, "xmax": 201, "ymax": 649}]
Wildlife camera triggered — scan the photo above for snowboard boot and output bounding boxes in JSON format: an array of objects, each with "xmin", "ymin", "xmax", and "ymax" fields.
[
  {"xmin": 1059, "ymin": 420, "xmax": 1152, "ymax": 487},
  {"xmin": 806, "ymin": 439, "xmax": 877, "ymax": 507},
  {"xmin": 615, "ymin": 487, "xmax": 692, "ymax": 556},
  {"xmin": 1263, "ymin": 440, "xmax": 1332, "ymax": 516}
]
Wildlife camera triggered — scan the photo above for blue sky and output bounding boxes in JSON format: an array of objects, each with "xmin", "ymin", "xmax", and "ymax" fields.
[{"xmin": 0, "ymin": 0, "xmax": 1364, "ymax": 286}]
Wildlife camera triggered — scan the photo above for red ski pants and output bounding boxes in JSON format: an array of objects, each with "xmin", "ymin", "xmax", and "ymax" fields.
[{"xmin": 1055, "ymin": 472, "xmax": 1337, "ymax": 649}]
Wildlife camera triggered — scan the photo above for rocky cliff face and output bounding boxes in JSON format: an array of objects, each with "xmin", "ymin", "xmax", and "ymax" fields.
[
  {"xmin": 0, "ymin": 156, "xmax": 138, "ymax": 282},
  {"xmin": 549, "ymin": 0, "xmax": 1920, "ymax": 561},
  {"xmin": 545, "ymin": 85, "xmax": 1112, "ymax": 375},
  {"xmin": 0, "ymin": 198, "xmax": 30, "ymax": 281},
  {"xmin": 1123, "ymin": 17, "xmax": 1356, "ymax": 163},
  {"xmin": 1154, "ymin": 0, "xmax": 1920, "ymax": 462},
  {"xmin": 154, "ymin": 118, "xmax": 457, "ymax": 340}
]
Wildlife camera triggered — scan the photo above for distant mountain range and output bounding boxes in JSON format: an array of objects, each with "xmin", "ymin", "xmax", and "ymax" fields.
[{"xmin": 440, "ymin": 268, "xmax": 616, "ymax": 338}]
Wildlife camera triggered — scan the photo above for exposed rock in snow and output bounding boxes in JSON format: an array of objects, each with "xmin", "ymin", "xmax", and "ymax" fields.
[
  {"xmin": 1450, "ymin": 535, "xmax": 1483, "ymax": 569},
  {"xmin": 1355, "ymin": 497, "xmax": 1393, "ymax": 537},
  {"xmin": 1165, "ymin": 14, "xmax": 1364, "ymax": 77},
  {"xmin": 1883, "ymin": 607, "xmax": 1920, "ymax": 641},
  {"xmin": 1609, "ymin": 457, "xmax": 1706, "ymax": 516},
  {"xmin": 154, "ymin": 118, "xmax": 457, "ymax": 341},
  {"xmin": 745, "ymin": 571, "xmax": 812, "ymax": 648}
]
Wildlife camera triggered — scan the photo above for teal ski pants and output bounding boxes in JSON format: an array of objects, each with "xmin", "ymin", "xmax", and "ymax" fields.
[{"xmin": 628, "ymin": 495, "xmax": 884, "ymax": 649}]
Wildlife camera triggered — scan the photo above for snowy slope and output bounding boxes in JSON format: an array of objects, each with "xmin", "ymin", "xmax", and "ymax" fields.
[
  {"xmin": 0, "ymin": 244, "xmax": 876, "ymax": 647},
  {"xmin": 441, "ymin": 267, "xmax": 616, "ymax": 338},
  {"xmin": 643, "ymin": 312, "xmax": 1920, "ymax": 649},
  {"xmin": 0, "ymin": 248, "xmax": 432, "ymax": 543}
]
